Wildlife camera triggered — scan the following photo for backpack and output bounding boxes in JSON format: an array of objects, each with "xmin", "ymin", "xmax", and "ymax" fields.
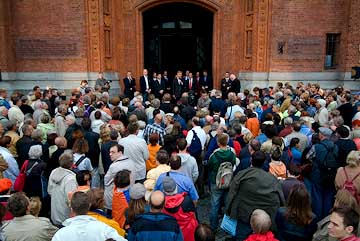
[
  {"xmin": 342, "ymin": 167, "xmax": 360, "ymax": 203},
  {"xmin": 84, "ymin": 105, "xmax": 93, "ymax": 118},
  {"xmin": 13, "ymin": 160, "xmax": 38, "ymax": 192},
  {"xmin": 71, "ymin": 156, "xmax": 87, "ymax": 173},
  {"xmin": 214, "ymin": 149, "xmax": 235, "ymax": 189},
  {"xmin": 187, "ymin": 130, "xmax": 202, "ymax": 159},
  {"xmin": 318, "ymin": 142, "xmax": 339, "ymax": 186},
  {"xmin": 216, "ymin": 161, "xmax": 233, "ymax": 189}
]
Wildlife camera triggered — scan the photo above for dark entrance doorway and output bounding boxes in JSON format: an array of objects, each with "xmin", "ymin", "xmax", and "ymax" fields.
[{"xmin": 143, "ymin": 3, "xmax": 213, "ymax": 77}]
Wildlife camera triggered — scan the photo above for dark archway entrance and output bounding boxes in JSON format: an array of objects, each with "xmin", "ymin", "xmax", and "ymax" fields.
[{"xmin": 143, "ymin": 2, "xmax": 213, "ymax": 76}]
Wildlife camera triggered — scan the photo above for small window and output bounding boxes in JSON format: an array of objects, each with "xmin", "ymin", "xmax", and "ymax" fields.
[
  {"xmin": 180, "ymin": 21, "xmax": 192, "ymax": 29},
  {"xmin": 162, "ymin": 22, "xmax": 175, "ymax": 29},
  {"xmin": 325, "ymin": 33, "xmax": 341, "ymax": 69}
]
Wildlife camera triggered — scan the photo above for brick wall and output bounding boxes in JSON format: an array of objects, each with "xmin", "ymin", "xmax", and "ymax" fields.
[
  {"xmin": 269, "ymin": 0, "xmax": 349, "ymax": 72},
  {"xmin": 11, "ymin": 0, "xmax": 88, "ymax": 72},
  {"xmin": 345, "ymin": 0, "xmax": 360, "ymax": 70}
]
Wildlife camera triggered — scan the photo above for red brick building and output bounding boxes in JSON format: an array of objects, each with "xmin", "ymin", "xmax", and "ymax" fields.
[{"xmin": 0, "ymin": 0, "xmax": 359, "ymax": 93}]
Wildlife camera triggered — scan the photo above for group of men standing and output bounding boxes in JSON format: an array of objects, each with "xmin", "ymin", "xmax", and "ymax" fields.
[{"xmin": 123, "ymin": 69, "xmax": 213, "ymax": 100}]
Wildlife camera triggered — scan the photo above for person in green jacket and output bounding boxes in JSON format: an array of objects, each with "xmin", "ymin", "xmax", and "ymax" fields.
[{"xmin": 208, "ymin": 133, "xmax": 236, "ymax": 230}]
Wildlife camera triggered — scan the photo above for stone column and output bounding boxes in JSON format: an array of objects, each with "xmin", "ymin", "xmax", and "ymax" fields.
[{"xmin": 0, "ymin": 0, "xmax": 14, "ymax": 72}]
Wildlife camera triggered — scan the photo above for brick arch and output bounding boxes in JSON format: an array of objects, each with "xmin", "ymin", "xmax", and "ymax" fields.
[{"xmin": 132, "ymin": 0, "xmax": 223, "ymax": 87}]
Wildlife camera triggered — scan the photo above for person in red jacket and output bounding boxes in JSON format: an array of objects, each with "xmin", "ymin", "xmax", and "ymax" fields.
[
  {"xmin": 245, "ymin": 209, "xmax": 278, "ymax": 241},
  {"xmin": 162, "ymin": 175, "xmax": 198, "ymax": 241}
]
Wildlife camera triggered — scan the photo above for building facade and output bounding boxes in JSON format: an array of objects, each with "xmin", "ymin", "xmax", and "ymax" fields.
[{"xmin": 0, "ymin": 0, "xmax": 359, "ymax": 93}]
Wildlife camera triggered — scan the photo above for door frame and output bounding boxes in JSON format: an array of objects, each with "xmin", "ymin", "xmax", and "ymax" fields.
[{"xmin": 133, "ymin": 0, "xmax": 220, "ymax": 85}]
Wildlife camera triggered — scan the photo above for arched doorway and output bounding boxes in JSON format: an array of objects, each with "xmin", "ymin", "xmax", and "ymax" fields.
[{"xmin": 143, "ymin": 2, "xmax": 213, "ymax": 77}]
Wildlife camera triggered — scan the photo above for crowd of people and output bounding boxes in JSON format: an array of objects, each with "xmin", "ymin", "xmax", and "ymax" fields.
[{"xmin": 0, "ymin": 69, "xmax": 360, "ymax": 241}]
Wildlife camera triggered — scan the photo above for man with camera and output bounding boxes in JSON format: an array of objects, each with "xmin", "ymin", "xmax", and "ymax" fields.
[{"xmin": 95, "ymin": 72, "xmax": 111, "ymax": 93}]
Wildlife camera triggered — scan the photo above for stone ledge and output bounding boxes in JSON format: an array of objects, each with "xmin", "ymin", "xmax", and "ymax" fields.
[{"xmin": 0, "ymin": 72, "xmax": 121, "ymax": 96}]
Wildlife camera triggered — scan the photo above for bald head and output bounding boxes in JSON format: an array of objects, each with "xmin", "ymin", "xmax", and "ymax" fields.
[
  {"xmin": 154, "ymin": 113, "xmax": 163, "ymax": 124},
  {"xmin": 55, "ymin": 136, "xmax": 67, "ymax": 148},
  {"xmin": 150, "ymin": 191, "xmax": 165, "ymax": 212}
]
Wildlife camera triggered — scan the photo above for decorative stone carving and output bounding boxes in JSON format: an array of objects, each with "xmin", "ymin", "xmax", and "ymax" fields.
[
  {"xmin": 255, "ymin": 0, "xmax": 269, "ymax": 71},
  {"xmin": 104, "ymin": 15, "xmax": 111, "ymax": 27},
  {"xmin": 87, "ymin": 0, "xmax": 101, "ymax": 71}
]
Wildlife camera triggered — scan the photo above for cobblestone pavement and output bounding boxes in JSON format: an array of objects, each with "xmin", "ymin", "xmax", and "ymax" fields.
[{"xmin": 197, "ymin": 196, "xmax": 232, "ymax": 241}]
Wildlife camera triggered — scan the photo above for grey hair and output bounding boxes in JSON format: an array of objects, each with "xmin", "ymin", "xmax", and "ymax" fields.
[
  {"xmin": 83, "ymin": 95, "xmax": 92, "ymax": 105},
  {"xmin": 59, "ymin": 150, "xmax": 74, "ymax": 169},
  {"xmin": 284, "ymin": 117, "xmax": 293, "ymax": 126},
  {"xmin": 57, "ymin": 104, "xmax": 67, "ymax": 114},
  {"xmin": 28, "ymin": 145, "xmax": 43, "ymax": 159},
  {"xmin": 268, "ymin": 99, "xmax": 275, "ymax": 106},
  {"xmin": 31, "ymin": 129, "xmax": 43, "ymax": 142},
  {"xmin": 6, "ymin": 120, "xmax": 17, "ymax": 130},
  {"xmin": 40, "ymin": 113, "xmax": 51, "ymax": 124},
  {"xmin": 274, "ymin": 91, "xmax": 283, "ymax": 99},
  {"xmin": 288, "ymin": 105, "xmax": 297, "ymax": 115},
  {"xmin": 151, "ymin": 99, "xmax": 161, "ymax": 109},
  {"xmin": 0, "ymin": 106, "xmax": 7, "ymax": 113},
  {"xmin": 250, "ymin": 209, "xmax": 272, "ymax": 234}
]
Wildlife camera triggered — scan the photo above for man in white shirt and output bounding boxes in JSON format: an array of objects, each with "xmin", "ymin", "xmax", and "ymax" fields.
[
  {"xmin": 104, "ymin": 144, "xmax": 136, "ymax": 210},
  {"xmin": 118, "ymin": 122, "xmax": 149, "ymax": 183},
  {"xmin": 186, "ymin": 117, "xmax": 207, "ymax": 151},
  {"xmin": 52, "ymin": 192, "xmax": 126, "ymax": 241}
]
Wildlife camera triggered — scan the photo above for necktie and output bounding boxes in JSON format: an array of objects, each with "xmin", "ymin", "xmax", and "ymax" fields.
[{"xmin": 189, "ymin": 79, "xmax": 192, "ymax": 89}]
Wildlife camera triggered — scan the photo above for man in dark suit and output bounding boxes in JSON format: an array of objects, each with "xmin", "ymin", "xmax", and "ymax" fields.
[
  {"xmin": 163, "ymin": 70, "xmax": 171, "ymax": 94},
  {"xmin": 123, "ymin": 71, "xmax": 136, "ymax": 99},
  {"xmin": 220, "ymin": 72, "xmax": 232, "ymax": 99},
  {"xmin": 153, "ymin": 73, "xmax": 166, "ymax": 99},
  {"xmin": 184, "ymin": 72, "xmax": 196, "ymax": 94},
  {"xmin": 230, "ymin": 73, "xmax": 241, "ymax": 94},
  {"xmin": 201, "ymin": 70, "xmax": 213, "ymax": 93},
  {"xmin": 172, "ymin": 70, "xmax": 184, "ymax": 101},
  {"xmin": 82, "ymin": 117, "xmax": 100, "ymax": 186},
  {"xmin": 140, "ymin": 69, "xmax": 152, "ymax": 101},
  {"xmin": 194, "ymin": 71, "xmax": 202, "ymax": 97}
]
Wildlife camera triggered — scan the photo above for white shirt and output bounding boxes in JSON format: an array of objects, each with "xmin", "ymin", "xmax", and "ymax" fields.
[
  {"xmin": 0, "ymin": 146, "xmax": 19, "ymax": 186},
  {"xmin": 73, "ymin": 153, "xmax": 93, "ymax": 172},
  {"xmin": 52, "ymin": 215, "xmax": 126, "ymax": 241},
  {"xmin": 118, "ymin": 134, "xmax": 149, "ymax": 181},
  {"xmin": 226, "ymin": 105, "xmax": 244, "ymax": 122},
  {"xmin": 144, "ymin": 75, "xmax": 149, "ymax": 90},
  {"xmin": 186, "ymin": 126, "xmax": 207, "ymax": 150}
]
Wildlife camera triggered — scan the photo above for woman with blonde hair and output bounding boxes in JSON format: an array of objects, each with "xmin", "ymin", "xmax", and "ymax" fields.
[{"xmin": 335, "ymin": 151, "xmax": 360, "ymax": 196}]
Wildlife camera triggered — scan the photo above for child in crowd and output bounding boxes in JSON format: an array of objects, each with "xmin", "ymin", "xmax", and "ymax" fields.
[
  {"xmin": 289, "ymin": 138, "xmax": 302, "ymax": 165},
  {"xmin": 269, "ymin": 146, "xmax": 287, "ymax": 179},
  {"xmin": 112, "ymin": 170, "xmax": 131, "ymax": 228},
  {"xmin": 146, "ymin": 133, "xmax": 161, "ymax": 172}
]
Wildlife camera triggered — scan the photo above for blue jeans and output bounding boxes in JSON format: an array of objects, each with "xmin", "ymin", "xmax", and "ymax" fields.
[
  {"xmin": 91, "ymin": 167, "xmax": 100, "ymax": 188},
  {"xmin": 210, "ymin": 183, "xmax": 228, "ymax": 229}
]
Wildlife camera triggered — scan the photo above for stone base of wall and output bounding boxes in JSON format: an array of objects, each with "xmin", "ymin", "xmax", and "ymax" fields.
[
  {"xmin": 1, "ymin": 71, "xmax": 359, "ymax": 97},
  {"xmin": 0, "ymin": 72, "xmax": 121, "ymax": 96},
  {"xmin": 239, "ymin": 72, "xmax": 360, "ymax": 91}
]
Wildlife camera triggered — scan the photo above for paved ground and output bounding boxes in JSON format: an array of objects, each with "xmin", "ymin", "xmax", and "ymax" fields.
[{"xmin": 197, "ymin": 196, "xmax": 232, "ymax": 241}]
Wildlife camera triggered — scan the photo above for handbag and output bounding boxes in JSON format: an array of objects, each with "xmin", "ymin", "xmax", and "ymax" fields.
[
  {"xmin": 220, "ymin": 214, "xmax": 237, "ymax": 236},
  {"xmin": 13, "ymin": 160, "xmax": 29, "ymax": 192}
]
